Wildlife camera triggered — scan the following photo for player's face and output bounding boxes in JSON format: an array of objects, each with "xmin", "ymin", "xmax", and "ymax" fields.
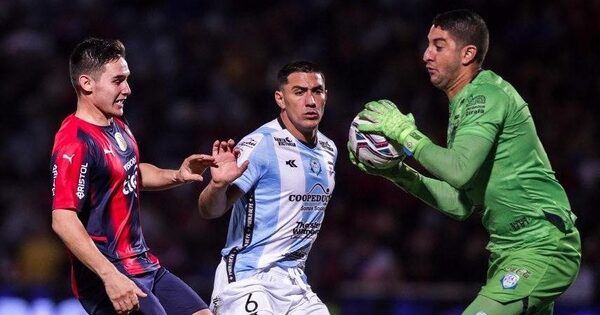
[
  {"xmin": 92, "ymin": 57, "xmax": 131, "ymax": 118},
  {"xmin": 276, "ymin": 72, "xmax": 327, "ymax": 141},
  {"xmin": 422, "ymin": 26, "xmax": 463, "ymax": 91}
]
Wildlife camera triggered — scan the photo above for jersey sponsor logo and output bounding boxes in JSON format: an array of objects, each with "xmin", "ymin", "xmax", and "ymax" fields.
[
  {"xmin": 238, "ymin": 137, "xmax": 258, "ymax": 149},
  {"xmin": 76, "ymin": 163, "xmax": 89, "ymax": 199},
  {"xmin": 285, "ymin": 159, "xmax": 298, "ymax": 168},
  {"xmin": 212, "ymin": 297, "xmax": 222, "ymax": 312},
  {"xmin": 310, "ymin": 158, "xmax": 321, "ymax": 175},
  {"xmin": 274, "ymin": 136, "xmax": 296, "ymax": 147},
  {"xmin": 465, "ymin": 107, "xmax": 485, "ymax": 116},
  {"xmin": 282, "ymin": 246, "xmax": 309, "ymax": 261},
  {"xmin": 464, "ymin": 95, "xmax": 486, "ymax": 116},
  {"xmin": 505, "ymin": 266, "xmax": 531, "ymax": 279},
  {"xmin": 243, "ymin": 192, "xmax": 256, "ymax": 246},
  {"xmin": 225, "ymin": 190, "xmax": 256, "ymax": 283},
  {"xmin": 291, "ymin": 183, "xmax": 331, "ymax": 210},
  {"xmin": 509, "ymin": 216, "xmax": 532, "ymax": 232},
  {"xmin": 62, "ymin": 154, "xmax": 74, "ymax": 164},
  {"xmin": 115, "ymin": 132, "xmax": 128, "ymax": 151},
  {"xmin": 122, "ymin": 164, "xmax": 138, "ymax": 196},
  {"xmin": 289, "ymin": 193, "xmax": 330, "ymax": 203},
  {"xmin": 466, "ymin": 95, "xmax": 486, "ymax": 106},
  {"xmin": 51, "ymin": 164, "xmax": 58, "ymax": 196},
  {"xmin": 292, "ymin": 221, "xmax": 321, "ymax": 238},
  {"xmin": 123, "ymin": 156, "xmax": 137, "ymax": 171},
  {"xmin": 225, "ymin": 249, "xmax": 238, "ymax": 283},
  {"xmin": 327, "ymin": 161, "xmax": 335, "ymax": 176},
  {"xmin": 319, "ymin": 140, "xmax": 334, "ymax": 153},
  {"xmin": 500, "ymin": 272, "xmax": 519, "ymax": 289}
]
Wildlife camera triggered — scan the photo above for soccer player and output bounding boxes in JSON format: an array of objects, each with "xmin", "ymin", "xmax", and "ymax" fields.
[
  {"xmin": 350, "ymin": 9, "xmax": 581, "ymax": 315},
  {"xmin": 198, "ymin": 61, "xmax": 336, "ymax": 315},
  {"xmin": 50, "ymin": 38, "xmax": 214, "ymax": 315}
]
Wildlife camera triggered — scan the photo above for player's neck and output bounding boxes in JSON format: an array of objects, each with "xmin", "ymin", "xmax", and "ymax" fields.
[
  {"xmin": 446, "ymin": 66, "xmax": 481, "ymax": 100},
  {"xmin": 75, "ymin": 98, "xmax": 112, "ymax": 126},
  {"xmin": 279, "ymin": 113, "xmax": 317, "ymax": 145}
]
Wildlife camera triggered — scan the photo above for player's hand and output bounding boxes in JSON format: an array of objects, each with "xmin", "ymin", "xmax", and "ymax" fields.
[
  {"xmin": 103, "ymin": 271, "xmax": 147, "ymax": 314},
  {"xmin": 357, "ymin": 99, "xmax": 430, "ymax": 156},
  {"xmin": 210, "ymin": 139, "xmax": 249, "ymax": 188},
  {"xmin": 347, "ymin": 142, "xmax": 400, "ymax": 179},
  {"xmin": 177, "ymin": 154, "xmax": 217, "ymax": 183}
]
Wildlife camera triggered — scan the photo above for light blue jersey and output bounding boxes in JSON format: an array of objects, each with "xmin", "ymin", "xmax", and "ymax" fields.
[{"xmin": 222, "ymin": 118, "xmax": 337, "ymax": 282}]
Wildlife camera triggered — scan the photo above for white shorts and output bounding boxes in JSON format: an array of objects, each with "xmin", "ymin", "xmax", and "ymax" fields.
[{"xmin": 210, "ymin": 259, "xmax": 330, "ymax": 315}]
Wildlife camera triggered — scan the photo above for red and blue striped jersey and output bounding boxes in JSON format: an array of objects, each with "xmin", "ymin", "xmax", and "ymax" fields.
[{"xmin": 51, "ymin": 114, "xmax": 159, "ymax": 293}]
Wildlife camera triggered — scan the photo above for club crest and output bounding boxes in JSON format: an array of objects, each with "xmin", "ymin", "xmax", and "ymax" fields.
[
  {"xmin": 310, "ymin": 159, "xmax": 321, "ymax": 175},
  {"xmin": 115, "ymin": 132, "xmax": 128, "ymax": 151},
  {"xmin": 500, "ymin": 272, "xmax": 520, "ymax": 289}
]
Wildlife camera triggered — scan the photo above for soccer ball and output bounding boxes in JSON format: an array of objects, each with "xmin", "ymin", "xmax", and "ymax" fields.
[{"xmin": 348, "ymin": 115, "xmax": 404, "ymax": 169}]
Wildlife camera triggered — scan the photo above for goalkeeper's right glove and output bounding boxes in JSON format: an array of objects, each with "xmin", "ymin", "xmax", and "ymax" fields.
[{"xmin": 357, "ymin": 99, "xmax": 431, "ymax": 157}]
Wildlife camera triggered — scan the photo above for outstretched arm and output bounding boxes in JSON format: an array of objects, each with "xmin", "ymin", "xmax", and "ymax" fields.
[
  {"xmin": 390, "ymin": 164, "xmax": 475, "ymax": 220},
  {"xmin": 358, "ymin": 99, "xmax": 494, "ymax": 189},
  {"xmin": 348, "ymin": 145, "xmax": 474, "ymax": 220},
  {"xmin": 198, "ymin": 140, "xmax": 249, "ymax": 219},
  {"xmin": 52, "ymin": 210, "xmax": 147, "ymax": 313},
  {"xmin": 414, "ymin": 133, "xmax": 492, "ymax": 188},
  {"xmin": 139, "ymin": 154, "xmax": 216, "ymax": 191}
]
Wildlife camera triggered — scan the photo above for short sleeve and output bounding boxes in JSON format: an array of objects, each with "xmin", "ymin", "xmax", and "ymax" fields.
[
  {"xmin": 51, "ymin": 140, "xmax": 93, "ymax": 212},
  {"xmin": 232, "ymin": 133, "xmax": 269, "ymax": 193}
]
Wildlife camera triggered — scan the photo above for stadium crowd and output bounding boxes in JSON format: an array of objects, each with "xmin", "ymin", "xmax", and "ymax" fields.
[{"xmin": 0, "ymin": 0, "xmax": 598, "ymax": 312}]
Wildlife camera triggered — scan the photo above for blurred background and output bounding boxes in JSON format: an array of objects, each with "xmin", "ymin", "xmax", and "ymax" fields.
[{"xmin": 1, "ymin": 0, "xmax": 599, "ymax": 314}]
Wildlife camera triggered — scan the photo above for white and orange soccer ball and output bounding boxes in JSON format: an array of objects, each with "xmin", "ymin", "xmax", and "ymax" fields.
[{"xmin": 348, "ymin": 115, "xmax": 404, "ymax": 169}]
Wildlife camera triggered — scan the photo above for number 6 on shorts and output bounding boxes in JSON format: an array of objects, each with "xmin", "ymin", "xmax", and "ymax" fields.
[
  {"xmin": 245, "ymin": 293, "xmax": 258, "ymax": 313},
  {"xmin": 239, "ymin": 291, "xmax": 274, "ymax": 315}
]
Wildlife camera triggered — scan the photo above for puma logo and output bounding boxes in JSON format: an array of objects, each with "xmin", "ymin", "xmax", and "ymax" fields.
[{"xmin": 62, "ymin": 154, "xmax": 74, "ymax": 164}]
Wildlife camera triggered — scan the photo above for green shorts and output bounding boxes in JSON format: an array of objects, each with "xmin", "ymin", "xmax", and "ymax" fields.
[{"xmin": 479, "ymin": 227, "xmax": 581, "ymax": 306}]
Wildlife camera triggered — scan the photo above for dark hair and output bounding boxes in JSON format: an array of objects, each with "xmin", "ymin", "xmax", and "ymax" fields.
[
  {"xmin": 432, "ymin": 9, "xmax": 489, "ymax": 64},
  {"xmin": 277, "ymin": 61, "xmax": 324, "ymax": 88},
  {"xmin": 69, "ymin": 38, "xmax": 126, "ymax": 90}
]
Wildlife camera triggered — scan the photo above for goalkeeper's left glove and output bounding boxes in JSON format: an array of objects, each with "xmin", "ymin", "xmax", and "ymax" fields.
[
  {"xmin": 347, "ymin": 142, "xmax": 401, "ymax": 179},
  {"xmin": 357, "ymin": 99, "xmax": 431, "ymax": 157}
]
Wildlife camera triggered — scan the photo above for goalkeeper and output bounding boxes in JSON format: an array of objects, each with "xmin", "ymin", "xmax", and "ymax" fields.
[{"xmin": 350, "ymin": 9, "xmax": 581, "ymax": 315}]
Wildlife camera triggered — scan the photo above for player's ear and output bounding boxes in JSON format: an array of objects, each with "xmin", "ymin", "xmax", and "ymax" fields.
[
  {"xmin": 461, "ymin": 45, "xmax": 478, "ymax": 65},
  {"xmin": 274, "ymin": 90, "xmax": 285, "ymax": 109},
  {"xmin": 79, "ymin": 74, "xmax": 94, "ymax": 93}
]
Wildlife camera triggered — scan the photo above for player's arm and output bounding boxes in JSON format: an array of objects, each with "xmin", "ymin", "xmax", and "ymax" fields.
[
  {"xmin": 348, "ymin": 149, "xmax": 473, "ymax": 220},
  {"xmin": 198, "ymin": 180, "xmax": 245, "ymax": 219},
  {"xmin": 414, "ymin": 133, "xmax": 493, "ymax": 188},
  {"xmin": 139, "ymin": 154, "xmax": 216, "ymax": 191},
  {"xmin": 390, "ymin": 164, "xmax": 474, "ymax": 220},
  {"xmin": 358, "ymin": 99, "xmax": 497, "ymax": 189},
  {"xmin": 198, "ymin": 140, "xmax": 249, "ymax": 219},
  {"xmin": 52, "ymin": 209, "xmax": 146, "ymax": 313}
]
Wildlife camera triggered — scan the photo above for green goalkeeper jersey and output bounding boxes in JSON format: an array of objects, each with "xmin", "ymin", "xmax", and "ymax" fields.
[
  {"xmin": 398, "ymin": 70, "xmax": 577, "ymax": 252},
  {"xmin": 448, "ymin": 70, "xmax": 575, "ymax": 250}
]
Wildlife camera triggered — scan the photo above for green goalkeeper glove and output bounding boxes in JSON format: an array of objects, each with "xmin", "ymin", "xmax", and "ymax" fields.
[
  {"xmin": 357, "ymin": 99, "xmax": 431, "ymax": 157},
  {"xmin": 347, "ymin": 142, "xmax": 400, "ymax": 179}
]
